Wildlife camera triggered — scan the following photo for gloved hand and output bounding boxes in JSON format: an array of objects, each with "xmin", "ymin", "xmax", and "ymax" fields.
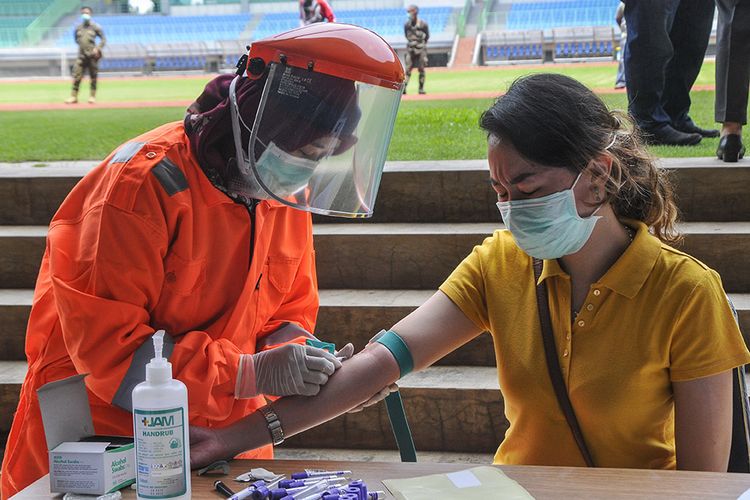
[
  {"xmin": 347, "ymin": 383, "xmax": 399, "ymax": 413},
  {"xmin": 236, "ymin": 343, "xmax": 341, "ymax": 398},
  {"xmin": 335, "ymin": 342, "xmax": 354, "ymax": 361}
]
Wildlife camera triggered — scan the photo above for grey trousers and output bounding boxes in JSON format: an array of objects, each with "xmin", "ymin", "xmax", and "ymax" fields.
[{"xmin": 715, "ymin": 0, "xmax": 750, "ymax": 124}]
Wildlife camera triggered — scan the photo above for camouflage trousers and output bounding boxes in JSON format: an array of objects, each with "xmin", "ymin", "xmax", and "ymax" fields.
[
  {"xmin": 71, "ymin": 54, "xmax": 99, "ymax": 94},
  {"xmin": 404, "ymin": 49, "xmax": 427, "ymax": 90}
]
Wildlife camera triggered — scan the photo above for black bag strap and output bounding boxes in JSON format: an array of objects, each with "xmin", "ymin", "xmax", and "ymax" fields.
[
  {"xmin": 727, "ymin": 296, "xmax": 750, "ymax": 472},
  {"xmin": 533, "ymin": 258, "xmax": 595, "ymax": 467}
]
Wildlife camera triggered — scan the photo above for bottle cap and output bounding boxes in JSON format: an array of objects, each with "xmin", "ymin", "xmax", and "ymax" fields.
[{"xmin": 145, "ymin": 330, "xmax": 172, "ymax": 383}]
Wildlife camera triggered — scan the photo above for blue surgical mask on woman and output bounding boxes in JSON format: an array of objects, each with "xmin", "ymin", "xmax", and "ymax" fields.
[
  {"xmin": 496, "ymin": 173, "xmax": 602, "ymax": 259},
  {"xmin": 81, "ymin": 13, "xmax": 91, "ymax": 22}
]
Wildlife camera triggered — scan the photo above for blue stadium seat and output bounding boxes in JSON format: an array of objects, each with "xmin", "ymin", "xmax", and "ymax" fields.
[
  {"xmin": 56, "ymin": 13, "xmax": 252, "ymax": 46},
  {"xmin": 506, "ymin": 0, "xmax": 619, "ymax": 30}
]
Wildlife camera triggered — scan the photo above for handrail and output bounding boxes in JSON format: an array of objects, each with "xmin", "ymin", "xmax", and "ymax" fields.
[
  {"xmin": 456, "ymin": 0, "xmax": 472, "ymax": 37},
  {"xmin": 477, "ymin": 0, "xmax": 492, "ymax": 34}
]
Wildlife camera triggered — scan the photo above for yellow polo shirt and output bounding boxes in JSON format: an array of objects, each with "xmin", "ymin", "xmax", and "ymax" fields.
[{"xmin": 439, "ymin": 220, "xmax": 750, "ymax": 469}]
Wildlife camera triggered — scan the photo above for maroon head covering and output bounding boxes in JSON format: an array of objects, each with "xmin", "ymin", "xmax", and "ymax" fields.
[{"xmin": 184, "ymin": 74, "xmax": 263, "ymax": 184}]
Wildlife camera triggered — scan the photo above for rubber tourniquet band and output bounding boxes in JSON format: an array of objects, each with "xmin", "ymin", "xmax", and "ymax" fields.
[
  {"xmin": 373, "ymin": 329, "xmax": 414, "ymax": 378},
  {"xmin": 371, "ymin": 329, "xmax": 417, "ymax": 462}
]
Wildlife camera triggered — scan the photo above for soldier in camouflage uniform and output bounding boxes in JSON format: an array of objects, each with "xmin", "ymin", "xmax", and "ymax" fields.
[
  {"xmin": 65, "ymin": 6, "xmax": 106, "ymax": 104},
  {"xmin": 404, "ymin": 4, "xmax": 429, "ymax": 95}
]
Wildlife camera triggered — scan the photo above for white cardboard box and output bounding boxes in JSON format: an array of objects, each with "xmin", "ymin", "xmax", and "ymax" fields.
[{"xmin": 37, "ymin": 374, "xmax": 135, "ymax": 495}]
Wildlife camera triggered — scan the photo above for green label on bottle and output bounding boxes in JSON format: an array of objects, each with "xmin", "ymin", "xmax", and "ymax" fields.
[{"xmin": 134, "ymin": 407, "xmax": 187, "ymax": 499}]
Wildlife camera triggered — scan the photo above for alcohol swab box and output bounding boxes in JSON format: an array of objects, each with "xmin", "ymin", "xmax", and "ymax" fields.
[{"xmin": 37, "ymin": 374, "xmax": 135, "ymax": 495}]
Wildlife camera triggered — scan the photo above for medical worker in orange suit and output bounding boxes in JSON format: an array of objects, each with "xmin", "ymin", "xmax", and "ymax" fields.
[{"xmin": 1, "ymin": 23, "xmax": 405, "ymax": 498}]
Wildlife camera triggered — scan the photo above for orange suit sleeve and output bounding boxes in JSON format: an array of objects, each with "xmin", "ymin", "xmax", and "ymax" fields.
[{"xmin": 48, "ymin": 201, "xmax": 242, "ymax": 422}]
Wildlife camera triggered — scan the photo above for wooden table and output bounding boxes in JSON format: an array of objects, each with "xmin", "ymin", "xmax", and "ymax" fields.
[{"xmin": 13, "ymin": 459, "xmax": 750, "ymax": 499}]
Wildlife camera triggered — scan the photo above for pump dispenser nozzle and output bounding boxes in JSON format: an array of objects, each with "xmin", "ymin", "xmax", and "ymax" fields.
[
  {"xmin": 153, "ymin": 330, "xmax": 164, "ymax": 360},
  {"xmin": 145, "ymin": 330, "xmax": 172, "ymax": 383}
]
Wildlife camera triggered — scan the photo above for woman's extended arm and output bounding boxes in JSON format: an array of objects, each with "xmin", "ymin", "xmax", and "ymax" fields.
[
  {"xmin": 191, "ymin": 291, "xmax": 483, "ymax": 466},
  {"xmin": 673, "ymin": 370, "xmax": 733, "ymax": 471}
]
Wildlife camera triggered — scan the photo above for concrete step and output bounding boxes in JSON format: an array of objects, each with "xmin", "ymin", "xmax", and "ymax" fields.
[
  {"xmin": 0, "ymin": 289, "xmax": 32, "ymax": 361},
  {"xmin": 2, "ymin": 222, "xmax": 750, "ymax": 291},
  {"xmin": 0, "ymin": 361, "xmax": 27, "ymax": 451},
  {"xmin": 0, "ymin": 289, "xmax": 495, "ymax": 365},
  {"xmin": 0, "ymin": 363, "xmax": 506, "ymax": 454},
  {"xmin": 315, "ymin": 222, "xmax": 750, "ymax": 291},
  {"xmin": 3, "ymin": 289, "xmax": 749, "ymax": 363},
  {"xmin": 451, "ymin": 36, "xmax": 477, "ymax": 67},
  {"xmin": 1, "ymin": 159, "xmax": 748, "ymax": 225}
]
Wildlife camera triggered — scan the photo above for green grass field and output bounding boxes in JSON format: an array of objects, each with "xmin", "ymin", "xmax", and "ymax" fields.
[
  {"xmin": 0, "ymin": 61, "xmax": 738, "ymax": 163},
  {"xmin": 0, "ymin": 62, "xmax": 717, "ymax": 104}
]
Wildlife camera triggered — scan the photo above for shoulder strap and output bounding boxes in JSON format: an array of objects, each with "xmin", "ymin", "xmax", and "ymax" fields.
[
  {"xmin": 532, "ymin": 258, "xmax": 595, "ymax": 467},
  {"xmin": 727, "ymin": 296, "xmax": 750, "ymax": 472}
]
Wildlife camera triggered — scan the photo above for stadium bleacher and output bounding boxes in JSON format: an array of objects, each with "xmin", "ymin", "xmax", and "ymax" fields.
[
  {"xmin": 1, "ymin": 0, "xmax": 620, "ymax": 71},
  {"xmin": 0, "ymin": 0, "xmax": 53, "ymax": 48},
  {"xmin": 52, "ymin": 7, "xmax": 453, "ymax": 47},
  {"xmin": 55, "ymin": 13, "xmax": 252, "ymax": 46},
  {"xmin": 253, "ymin": 7, "xmax": 452, "ymax": 40},
  {"xmin": 42, "ymin": 5, "xmax": 455, "ymax": 72},
  {"xmin": 481, "ymin": 0, "xmax": 619, "ymax": 65},
  {"xmin": 0, "ymin": 0, "xmax": 51, "ymax": 17},
  {"xmin": 506, "ymin": 0, "xmax": 617, "ymax": 30}
]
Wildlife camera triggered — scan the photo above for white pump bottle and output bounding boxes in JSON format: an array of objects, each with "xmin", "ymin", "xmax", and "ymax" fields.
[{"xmin": 132, "ymin": 330, "xmax": 191, "ymax": 500}]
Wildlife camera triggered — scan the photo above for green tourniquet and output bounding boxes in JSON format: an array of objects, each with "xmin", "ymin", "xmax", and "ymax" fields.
[
  {"xmin": 385, "ymin": 391, "xmax": 418, "ymax": 463},
  {"xmin": 374, "ymin": 330, "xmax": 414, "ymax": 378},
  {"xmin": 305, "ymin": 338, "xmax": 336, "ymax": 354},
  {"xmin": 369, "ymin": 328, "xmax": 418, "ymax": 463}
]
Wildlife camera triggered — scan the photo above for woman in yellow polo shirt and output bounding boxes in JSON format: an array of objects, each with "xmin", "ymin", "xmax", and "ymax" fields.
[{"xmin": 190, "ymin": 73, "xmax": 750, "ymax": 472}]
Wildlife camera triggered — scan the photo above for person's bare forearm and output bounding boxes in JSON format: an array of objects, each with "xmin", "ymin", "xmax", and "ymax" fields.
[{"xmin": 217, "ymin": 343, "xmax": 400, "ymax": 457}]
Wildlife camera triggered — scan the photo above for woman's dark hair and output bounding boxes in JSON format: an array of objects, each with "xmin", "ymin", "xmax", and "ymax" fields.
[{"xmin": 479, "ymin": 73, "xmax": 680, "ymax": 244}]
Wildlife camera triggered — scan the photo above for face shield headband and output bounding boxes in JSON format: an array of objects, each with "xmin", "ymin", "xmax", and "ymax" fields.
[{"xmin": 227, "ymin": 63, "xmax": 402, "ymax": 217}]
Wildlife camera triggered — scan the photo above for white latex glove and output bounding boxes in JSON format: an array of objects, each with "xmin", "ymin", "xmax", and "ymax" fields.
[
  {"xmin": 335, "ymin": 343, "xmax": 354, "ymax": 361},
  {"xmin": 236, "ymin": 344, "xmax": 341, "ymax": 398},
  {"xmin": 348, "ymin": 383, "xmax": 399, "ymax": 413}
]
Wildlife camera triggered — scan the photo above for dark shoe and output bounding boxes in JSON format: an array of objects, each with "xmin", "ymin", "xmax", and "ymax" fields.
[
  {"xmin": 673, "ymin": 118, "xmax": 720, "ymax": 138},
  {"xmin": 716, "ymin": 134, "xmax": 745, "ymax": 162},
  {"xmin": 402, "ymin": 88, "xmax": 407, "ymax": 95},
  {"xmin": 643, "ymin": 124, "xmax": 702, "ymax": 146}
]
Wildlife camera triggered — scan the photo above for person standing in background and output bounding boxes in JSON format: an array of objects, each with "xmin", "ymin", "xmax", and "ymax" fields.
[
  {"xmin": 614, "ymin": 1, "xmax": 626, "ymax": 89},
  {"xmin": 299, "ymin": 0, "xmax": 335, "ymax": 25},
  {"xmin": 623, "ymin": 0, "xmax": 718, "ymax": 145},
  {"xmin": 714, "ymin": 0, "xmax": 750, "ymax": 162},
  {"xmin": 65, "ymin": 6, "xmax": 105, "ymax": 105},
  {"xmin": 404, "ymin": 4, "xmax": 429, "ymax": 95}
]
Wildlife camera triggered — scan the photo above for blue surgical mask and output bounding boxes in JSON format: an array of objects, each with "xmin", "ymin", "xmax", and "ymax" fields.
[
  {"xmin": 254, "ymin": 141, "xmax": 318, "ymax": 197},
  {"xmin": 496, "ymin": 173, "xmax": 602, "ymax": 259},
  {"xmin": 227, "ymin": 75, "xmax": 318, "ymax": 200},
  {"xmin": 81, "ymin": 13, "xmax": 91, "ymax": 22}
]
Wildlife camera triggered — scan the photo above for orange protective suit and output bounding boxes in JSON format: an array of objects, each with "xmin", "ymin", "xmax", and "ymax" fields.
[{"xmin": 1, "ymin": 121, "xmax": 319, "ymax": 498}]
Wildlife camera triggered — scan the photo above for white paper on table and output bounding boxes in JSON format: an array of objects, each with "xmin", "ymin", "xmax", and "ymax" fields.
[
  {"xmin": 446, "ymin": 470, "xmax": 482, "ymax": 488},
  {"xmin": 383, "ymin": 466, "xmax": 535, "ymax": 500}
]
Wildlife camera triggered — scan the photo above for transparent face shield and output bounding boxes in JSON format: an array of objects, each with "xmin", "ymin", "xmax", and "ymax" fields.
[{"xmin": 229, "ymin": 63, "xmax": 402, "ymax": 217}]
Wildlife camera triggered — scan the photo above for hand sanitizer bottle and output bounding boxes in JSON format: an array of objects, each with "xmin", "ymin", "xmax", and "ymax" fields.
[{"xmin": 132, "ymin": 330, "xmax": 191, "ymax": 499}]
